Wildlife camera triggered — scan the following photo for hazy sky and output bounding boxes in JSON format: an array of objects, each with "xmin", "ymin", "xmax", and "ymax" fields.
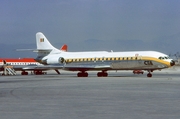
[{"xmin": 0, "ymin": 0, "xmax": 180, "ymax": 57}]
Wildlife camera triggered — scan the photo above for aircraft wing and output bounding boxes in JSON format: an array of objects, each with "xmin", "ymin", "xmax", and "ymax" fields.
[
  {"xmin": 22, "ymin": 65, "xmax": 64, "ymax": 71},
  {"xmin": 20, "ymin": 63, "xmax": 111, "ymax": 73}
]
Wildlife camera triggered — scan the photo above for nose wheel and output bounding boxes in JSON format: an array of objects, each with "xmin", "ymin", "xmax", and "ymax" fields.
[{"xmin": 147, "ymin": 73, "xmax": 152, "ymax": 77}]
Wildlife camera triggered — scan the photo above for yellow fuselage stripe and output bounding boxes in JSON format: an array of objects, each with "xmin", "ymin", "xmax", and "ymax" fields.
[{"xmin": 65, "ymin": 56, "xmax": 171, "ymax": 67}]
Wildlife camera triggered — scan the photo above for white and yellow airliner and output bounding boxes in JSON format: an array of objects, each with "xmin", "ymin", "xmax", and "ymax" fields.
[{"xmin": 35, "ymin": 32, "xmax": 175, "ymax": 77}]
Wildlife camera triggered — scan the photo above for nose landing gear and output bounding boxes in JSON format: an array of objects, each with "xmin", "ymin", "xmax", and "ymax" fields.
[
  {"xmin": 147, "ymin": 73, "xmax": 152, "ymax": 77},
  {"xmin": 147, "ymin": 70, "xmax": 153, "ymax": 77}
]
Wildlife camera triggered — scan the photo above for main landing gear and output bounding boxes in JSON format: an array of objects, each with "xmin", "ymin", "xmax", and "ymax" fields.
[
  {"xmin": 34, "ymin": 70, "xmax": 47, "ymax": 75},
  {"xmin": 77, "ymin": 71, "xmax": 88, "ymax": 77},
  {"xmin": 21, "ymin": 70, "xmax": 47, "ymax": 75},
  {"xmin": 97, "ymin": 71, "xmax": 108, "ymax": 77},
  {"xmin": 77, "ymin": 71, "xmax": 108, "ymax": 77},
  {"xmin": 21, "ymin": 71, "xmax": 28, "ymax": 75}
]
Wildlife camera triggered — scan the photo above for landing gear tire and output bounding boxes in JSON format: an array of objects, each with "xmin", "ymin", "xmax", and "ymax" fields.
[
  {"xmin": 147, "ymin": 73, "xmax": 152, "ymax": 77},
  {"xmin": 97, "ymin": 72, "xmax": 108, "ymax": 77},
  {"xmin": 77, "ymin": 72, "xmax": 88, "ymax": 77},
  {"xmin": 34, "ymin": 71, "xmax": 43, "ymax": 75},
  {"xmin": 21, "ymin": 71, "xmax": 28, "ymax": 75}
]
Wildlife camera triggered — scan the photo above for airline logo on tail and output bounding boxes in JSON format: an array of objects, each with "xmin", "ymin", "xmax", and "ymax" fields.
[
  {"xmin": 60, "ymin": 44, "xmax": 67, "ymax": 52},
  {"xmin": 40, "ymin": 38, "xmax": 44, "ymax": 42}
]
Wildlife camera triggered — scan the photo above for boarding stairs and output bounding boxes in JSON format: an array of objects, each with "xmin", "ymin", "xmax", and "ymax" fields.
[{"xmin": 2, "ymin": 65, "xmax": 16, "ymax": 76}]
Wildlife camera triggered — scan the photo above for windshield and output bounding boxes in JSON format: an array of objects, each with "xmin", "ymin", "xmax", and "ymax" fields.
[{"xmin": 159, "ymin": 56, "xmax": 169, "ymax": 60}]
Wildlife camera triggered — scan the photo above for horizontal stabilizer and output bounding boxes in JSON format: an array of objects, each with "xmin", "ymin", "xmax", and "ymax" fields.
[
  {"xmin": 16, "ymin": 49, "xmax": 35, "ymax": 51},
  {"xmin": 16, "ymin": 49, "xmax": 52, "ymax": 52}
]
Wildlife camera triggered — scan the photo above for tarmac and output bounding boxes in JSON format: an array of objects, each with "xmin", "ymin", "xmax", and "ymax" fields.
[{"xmin": 0, "ymin": 67, "xmax": 180, "ymax": 119}]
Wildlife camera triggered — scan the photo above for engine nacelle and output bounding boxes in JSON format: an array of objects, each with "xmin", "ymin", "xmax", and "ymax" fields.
[{"xmin": 42, "ymin": 57, "xmax": 65, "ymax": 65}]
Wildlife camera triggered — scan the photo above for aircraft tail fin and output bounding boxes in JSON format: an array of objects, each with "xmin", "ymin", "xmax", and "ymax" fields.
[
  {"xmin": 36, "ymin": 32, "xmax": 60, "ymax": 56},
  {"xmin": 60, "ymin": 44, "xmax": 68, "ymax": 52}
]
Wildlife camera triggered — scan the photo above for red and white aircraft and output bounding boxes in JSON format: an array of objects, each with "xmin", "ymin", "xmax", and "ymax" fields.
[{"xmin": 0, "ymin": 45, "xmax": 68, "ymax": 75}]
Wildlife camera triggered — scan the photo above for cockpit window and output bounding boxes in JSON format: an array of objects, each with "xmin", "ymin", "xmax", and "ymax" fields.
[
  {"xmin": 165, "ymin": 56, "xmax": 169, "ymax": 59},
  {"xmin": 159, "ymin": 57, "xmax": 162, "ymax": 60},
  {"xmin": 159, "ymin": 56, "xmax": 169, "ymax": 60}
]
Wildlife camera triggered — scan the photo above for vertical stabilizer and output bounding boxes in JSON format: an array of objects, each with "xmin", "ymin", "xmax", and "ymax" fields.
[
  {"xmin": 36, "ymin": 32, "xmax": 60, "ymax": 57},
  {"xmin": 36, "ymin": 32, "xmax": 57, "ymax": 50},
  {"xmin": 60, "ymin": 44, "xmax": 68, "ymax": 52}
]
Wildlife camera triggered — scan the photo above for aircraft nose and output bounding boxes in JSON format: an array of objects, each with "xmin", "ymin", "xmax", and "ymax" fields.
[{"xmin": 170, "ymin": 60, "xmax": 175, "ymax": 66}]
